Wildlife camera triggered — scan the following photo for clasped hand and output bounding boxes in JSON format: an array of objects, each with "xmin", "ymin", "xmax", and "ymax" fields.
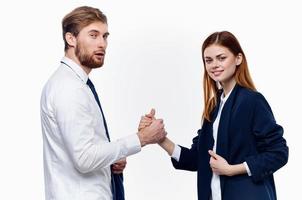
[{"xmin": 137, "ymin": 109, "xmax": 167, "ymax": 146}]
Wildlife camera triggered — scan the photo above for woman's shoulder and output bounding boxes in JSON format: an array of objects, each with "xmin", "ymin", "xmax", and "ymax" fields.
[
  {"xmin": 237, "ymin": 85, "xmax": 264, "ymax": 99},
  {"xmin": 237, "ymin": 85, "xmax": 269, "ymax": 107}
]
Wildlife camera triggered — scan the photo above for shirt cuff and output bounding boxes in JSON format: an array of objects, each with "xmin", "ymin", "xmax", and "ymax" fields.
[
  {"xmin": 171, "ymin": 145, "xmax": 181, "ymax": 162},
  {"xmin": 244, "ymin": 161, "xmax": 252, "ymax": 176},
  {"xmin": 117, "ymin": 133, "xmax": 142, "ymax": 157}
]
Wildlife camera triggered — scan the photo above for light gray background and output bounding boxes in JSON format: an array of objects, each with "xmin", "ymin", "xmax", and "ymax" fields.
[{"xmin": 0, "ymin": 0, "xmax": 300, "ymax": 199}]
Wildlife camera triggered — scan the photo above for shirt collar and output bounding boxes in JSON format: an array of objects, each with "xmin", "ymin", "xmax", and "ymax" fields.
[
  {"xmin": 220, "ymin": 84, "xmax": 235, "ymax": 103},
  {"xmin": 61, "ymin": 56, "xmax": 89, "ymax": 83}
]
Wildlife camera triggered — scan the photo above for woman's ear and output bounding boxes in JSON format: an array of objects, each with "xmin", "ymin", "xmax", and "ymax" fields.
[
  {"xmin": 65, "ymin": 32, "xmax": 76, "ymax": 48},
  {"xmin": 236, "ymin": 53, "xmax": 243, "ymax": 66}
]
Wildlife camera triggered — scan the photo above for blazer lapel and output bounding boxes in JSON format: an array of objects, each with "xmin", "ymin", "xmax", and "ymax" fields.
[
  {"xmin": 216, "ymin": 84, "xmax": 240, "ymax": 194},
  {"xmin": 211, "ymin": 89, "xmax": 223, "ymax": 121}
]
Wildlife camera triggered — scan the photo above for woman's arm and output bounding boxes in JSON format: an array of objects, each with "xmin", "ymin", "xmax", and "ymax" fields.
[
  {"xmin": 139, "ymin": 109, "xmax": 200, "ymax": 171},
  {"xmin": 158, "ymin": 137, "xmax": 175, "ymax": 156},
  {"xmin": 208, "ymin": 150, "xmax": 247, "ymax": 176},
  {"xmin": 245, "ymin": 93, "xmax": 289, "ymax": 182}
]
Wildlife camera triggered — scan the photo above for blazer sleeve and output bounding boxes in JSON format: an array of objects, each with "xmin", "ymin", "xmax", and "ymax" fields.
[
  {"xmin": 245, "ymin": 93, "xmax": 289, "ymax": 182},
  {"xmin": 171, "ymin": 130, "xmax": 200, "ymax": 171}
]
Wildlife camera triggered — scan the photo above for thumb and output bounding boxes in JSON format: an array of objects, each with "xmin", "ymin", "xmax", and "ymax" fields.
[
  {"xmin": 146, "ymin": 108, "xmax": 156, "ymax": 119},
  {"xmin": 208, "ymin": 150, "xmax": 219, "ymax": 160},
  {"xmin": 150, "ymin": 108, "xmax": 155, "ymax": 116}
]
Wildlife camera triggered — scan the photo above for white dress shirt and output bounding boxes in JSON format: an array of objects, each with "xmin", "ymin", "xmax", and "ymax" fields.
[
  {"xmin": 171, "ymin": 87, "xmax": 251, "ymax": 200},
  {"xmin": 40, "ymin": 57, "xmax": 141, "ymax": 200},
  {"xmin": 210, "ymin": 90, "xmax": 231, "ymax": 200}
]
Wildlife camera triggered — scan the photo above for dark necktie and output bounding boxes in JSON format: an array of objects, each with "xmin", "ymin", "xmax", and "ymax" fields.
[{"xmin": 86, "ymin": 78, "xmax": 125, "ymax": 200}]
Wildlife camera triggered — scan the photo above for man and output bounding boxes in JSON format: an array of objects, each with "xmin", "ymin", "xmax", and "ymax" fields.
[{"xmin": 40, "ymin": 6, "xmax": 166, "ymax": 200}]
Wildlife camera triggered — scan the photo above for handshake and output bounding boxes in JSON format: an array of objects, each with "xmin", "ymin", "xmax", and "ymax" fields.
[{"xmin": 137, "ymin": 109, "xmax": 167, "ymax": 147}]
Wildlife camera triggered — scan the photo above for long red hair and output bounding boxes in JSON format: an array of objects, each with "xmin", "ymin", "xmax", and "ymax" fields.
[{"xmin": 202, "ymin": 31, "xmax": 256, "ymax": 121}]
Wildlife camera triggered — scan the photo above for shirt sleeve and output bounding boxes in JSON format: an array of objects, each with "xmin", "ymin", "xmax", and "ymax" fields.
[
  {"xmin": 116, "ymin": 133, "xmax": 141, "ymax": 158},
  {"xmin": 55, "ymin": 86, "xmax": 141, "ymax": 173},
  {"xmin": 171, "ymin": 144, "xmax": 181, "ymax": 162},
  {"xmin": 244, "ymin": 161, "xmax": 252, "ymax": 176}
]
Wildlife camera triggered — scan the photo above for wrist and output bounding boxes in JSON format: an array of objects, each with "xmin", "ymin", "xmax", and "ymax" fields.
[
  {"xmin": 137, "ymin": 131, "xmax": 147, "ymax": 147},
  {"xmin": 158, "ymin": 137, "xmax": 175, "ymax": 156},
  {"xmin": 227, "ymin": 163, "xmax": 247, "ymax": 176},
  {"xmin": 158, "ymin": 136, "xmax": 167, "ymax": 146},
  {"xmin": 227, "ymin": 165, "xmax": 235, "ymax": 176}
]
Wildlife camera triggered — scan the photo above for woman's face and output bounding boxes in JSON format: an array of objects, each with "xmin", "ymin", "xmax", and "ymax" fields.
[{"xmin": 204, "ymin": 44, "xmax": 242, "ymax": 87}]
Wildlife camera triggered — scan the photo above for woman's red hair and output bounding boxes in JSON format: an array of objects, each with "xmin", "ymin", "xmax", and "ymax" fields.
[{"xmin": 202, "ymin": 31, "xmax": 256, "ymax": 121}]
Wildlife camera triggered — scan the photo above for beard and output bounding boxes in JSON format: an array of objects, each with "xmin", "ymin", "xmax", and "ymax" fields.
[{"xmin": 75, "ymin": 42, "xmax": 105, "ymax": 69}]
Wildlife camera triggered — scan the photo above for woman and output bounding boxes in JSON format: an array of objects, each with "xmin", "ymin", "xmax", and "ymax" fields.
[{"xmin": 140, "ymin": 31, "xmax": 288, "ymax": 200}]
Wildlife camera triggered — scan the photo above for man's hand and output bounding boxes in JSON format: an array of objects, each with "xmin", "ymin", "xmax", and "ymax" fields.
[
  {"xmin": 137, "ymin": 118, "xmax": 167, "ymax": 147},
  {"xmin": 112, "ymin": 158, "xmax": 127, "ymax": 174},
  {"xmin": 138, "ymin": 108, "xmax": 155, "ymax": 131}
]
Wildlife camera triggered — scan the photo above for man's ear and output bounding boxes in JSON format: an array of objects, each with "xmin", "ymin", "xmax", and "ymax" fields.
[
  {"xmin": 65, "ymin": 32, "xmax": 76, "ymax": 48},
  {"xmin": 236, "ymin": 53, "xmax": 243, "ymax": 66}
]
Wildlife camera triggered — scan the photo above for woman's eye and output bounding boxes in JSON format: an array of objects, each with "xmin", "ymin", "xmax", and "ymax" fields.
[
  {"xmin": 219, "ymin": 57, "xmax": 226, "ymax": 61},
  {"xmin": 205, "ymin": 60, "xmax": 212, "ymax": 64}
]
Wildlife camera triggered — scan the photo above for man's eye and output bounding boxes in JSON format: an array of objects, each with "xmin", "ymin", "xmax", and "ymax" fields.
[{"xmin": 90, "ymin": 34, "xmax": 97, "ymax": 38}]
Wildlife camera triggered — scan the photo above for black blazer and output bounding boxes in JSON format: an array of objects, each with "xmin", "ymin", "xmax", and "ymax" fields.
[{"xmin": 172, "ymin": 84, "xmax": 288, "ymax": 200}]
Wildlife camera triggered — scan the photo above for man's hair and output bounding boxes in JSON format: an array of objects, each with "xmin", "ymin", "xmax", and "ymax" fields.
[{"xmin": 62, "ymin": 6, "xmax": 107, "ymax": 51}]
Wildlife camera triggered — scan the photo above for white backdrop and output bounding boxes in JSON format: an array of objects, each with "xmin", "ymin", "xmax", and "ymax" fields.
[{"xmin": 0, "ymin": 0, "xmax": 301, "ymax": 199}]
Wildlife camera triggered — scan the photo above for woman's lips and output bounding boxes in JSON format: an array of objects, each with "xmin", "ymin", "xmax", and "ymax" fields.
[{"xmin": 212, "ymin": 70, "xmax": 223, "ymax": 76}]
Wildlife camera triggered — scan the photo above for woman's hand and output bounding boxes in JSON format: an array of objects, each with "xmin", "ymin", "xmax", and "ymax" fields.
[
  {"xmin": 209, "ymin": 150, "xmax": 233, "ymax": 176},
  {"xmin": 208, "ymin": 150, "xmax": 247, "ymax": 176}
]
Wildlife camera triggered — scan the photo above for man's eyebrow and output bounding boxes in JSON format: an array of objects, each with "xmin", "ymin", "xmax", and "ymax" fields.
[{"xmin": 88, "ymin": 30, "xmax": 100, "ymax": 33}]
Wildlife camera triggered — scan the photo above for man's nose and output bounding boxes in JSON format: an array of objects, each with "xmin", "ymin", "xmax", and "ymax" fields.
[{"xmin": 97, "ymin": 37, "xmax": 107, "ymax": 48}]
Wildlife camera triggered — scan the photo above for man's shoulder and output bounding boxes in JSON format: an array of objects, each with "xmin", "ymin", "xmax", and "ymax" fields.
[
  {"xmin": 42, "ymin": 65, "xmax": 87, "ymax": 103},
  {"xmin": 47, "ymin": 65, "xmax": 84, "ymax": 89}
]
